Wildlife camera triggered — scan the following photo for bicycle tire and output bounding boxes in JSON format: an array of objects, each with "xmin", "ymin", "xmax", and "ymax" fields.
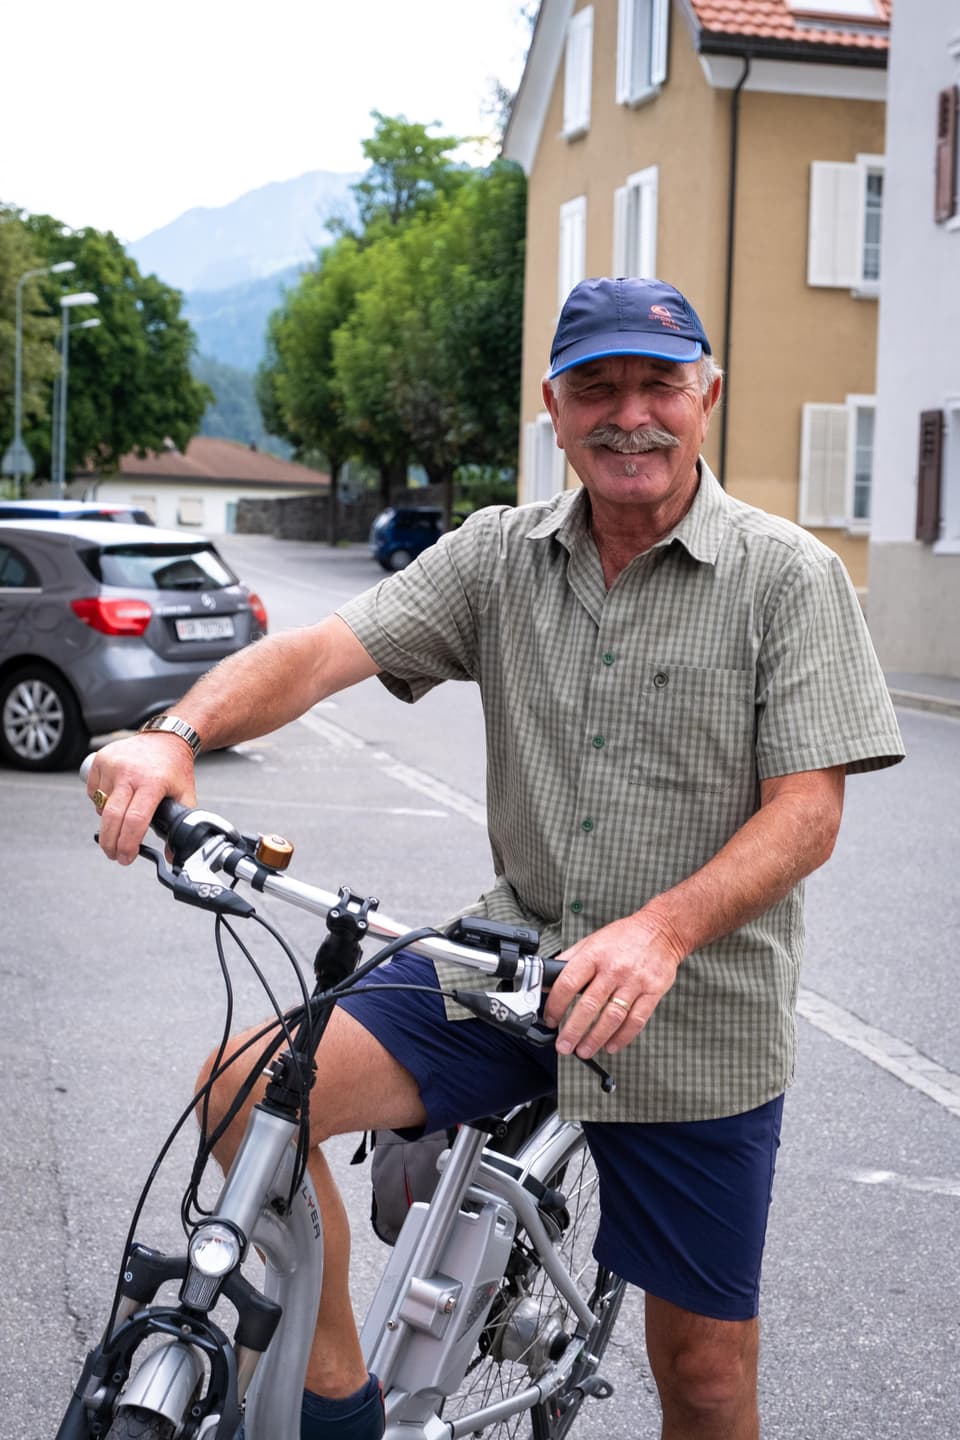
[
  {"xmin": 440, "ymin": 1125, "xmax": 626, "ymax": 1439},
  {"xmin": 104, "ymin": 1407, "xmax": 176, "ymax": 1440}
]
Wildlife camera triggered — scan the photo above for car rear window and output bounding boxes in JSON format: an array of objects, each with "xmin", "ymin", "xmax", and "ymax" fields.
[{"xmin": 82, "ymin": 543, "xmax": 238, "ymax": 591}]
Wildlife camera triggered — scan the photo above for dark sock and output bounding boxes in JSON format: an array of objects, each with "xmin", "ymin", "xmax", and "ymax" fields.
[{"xmin": 300, "ymin": 1373, "xmax": 384, "ymax": 1440}]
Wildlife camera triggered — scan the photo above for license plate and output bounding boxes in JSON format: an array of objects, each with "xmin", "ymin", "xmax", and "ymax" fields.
[{"xmin": 175, "ymin": 616, "xmax": 235, "ymax": 641}]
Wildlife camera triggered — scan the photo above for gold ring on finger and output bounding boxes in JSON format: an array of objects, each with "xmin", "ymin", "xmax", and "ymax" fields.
[
  {"xmin": 607, "ymin": 995, "xmax": 631, "ymax": 1013},
  {"xmin": 92, "ymin": 788, "xmax": 109, "ymax": 814}
]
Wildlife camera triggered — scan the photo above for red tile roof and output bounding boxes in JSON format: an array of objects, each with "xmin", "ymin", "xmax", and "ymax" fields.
[
  {"xmin": 687, "ymin": 0, "xmax": 890, "ymax": 52},
  {"xmin": 117, "ymin": 436, "xmax": 329, "ymax": 488}
]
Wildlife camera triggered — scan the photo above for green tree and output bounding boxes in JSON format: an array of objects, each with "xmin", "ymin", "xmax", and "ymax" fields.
[
  {"xmin": 350, "ymin": 111, "xmax": 465, "ymax": 237},
  {"xmin": 9, "ymin": 210, "xmax": 209, "ymax": 479}
]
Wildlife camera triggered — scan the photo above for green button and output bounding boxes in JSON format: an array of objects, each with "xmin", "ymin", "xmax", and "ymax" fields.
[
  {"xmin": 581, "ymin": 818, "xmax": 594, "ymax": 832},
  {"xmin": 570, "ymin": 899, "xmax": 584, "ymax": 914},
  {"xmin": 592, "ymin": 735, "xmax": 606, "ymax": 749},
  {"xmin": 602, "ymin": 652, "xmax": 615, "ymax": 666}
]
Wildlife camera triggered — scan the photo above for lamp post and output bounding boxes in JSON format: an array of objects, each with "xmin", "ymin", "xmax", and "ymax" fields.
[
  {"xmin": 2, "ymin": 260, "xmax": 76, "ymax": 495},
  {"xmin": 54, "ymin": 292, "xmax": 99, "ymax": 497}
]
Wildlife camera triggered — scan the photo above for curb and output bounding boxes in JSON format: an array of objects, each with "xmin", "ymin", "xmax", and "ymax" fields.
[{"xmin": 888, "ymin": 689, "xmax": 960, "ymax": 718}]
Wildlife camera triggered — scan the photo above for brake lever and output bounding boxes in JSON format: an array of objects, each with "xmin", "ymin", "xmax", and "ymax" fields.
[
  {"xmin": 449, "ymin": 993, "xmax": 616, "ymax": 1094},
  {"xmin": 133, "ymin": 841, "xmax": 256, "ymax": 918}
]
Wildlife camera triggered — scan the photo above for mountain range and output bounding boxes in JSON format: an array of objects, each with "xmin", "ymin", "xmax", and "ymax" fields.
[{"xmin": 127, "ymin": 169, "xmax": 360, "ymax": 450}]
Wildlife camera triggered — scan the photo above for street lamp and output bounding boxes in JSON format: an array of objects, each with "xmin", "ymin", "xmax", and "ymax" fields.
[
  {"xmin": 2, "ymin": 260, "xmax": 76, "ymax": 495},
  {"xmin": 54, "ymin": 291, "xmax": 98, "ymax": 497}
]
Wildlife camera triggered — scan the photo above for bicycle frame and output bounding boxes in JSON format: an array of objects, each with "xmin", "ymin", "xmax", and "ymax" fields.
[{"xmin": 59, "ymin": 788, "xmax": 613, "ymax": 1440}]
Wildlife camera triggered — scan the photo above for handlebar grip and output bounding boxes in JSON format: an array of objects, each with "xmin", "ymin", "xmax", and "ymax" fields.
[
  {"xmin": 151, "ymin": 797, "xmax": 192, "ymax": 842},
  {"xmin": 541, "ymin": 957, "xmax": 565, "ymax": 985}
]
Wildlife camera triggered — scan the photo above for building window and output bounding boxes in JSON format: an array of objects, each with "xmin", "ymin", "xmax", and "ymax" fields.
[
  {"xmin": 935, "ymin": 85, "xmax": 959, "ymax": 223},
  {"xmin": 799, "ymin": 396, "xmax": 875, "ymax": 531},
  {"xmin": 563, "ymin": 6, "xmax": 593, "ymax": 138},
  {"xmin": 613, "ymin": 165, "xmax": 658, "ymax": 278},
  {"xmin": 178, "ymin": 495, "xmax": 205, "ymax": 527},
  {"xmin": 807, "ymin": 155, "xmax": 885, "ymax": 294},
  {"xmin": 558, "ymin": 195, "xmax": 587, "ymax": 311},
  {"xmin": 524, "ymin": 414, "xmax": 567, "ymax": 503},
  {"xmin": 616, "ymin": 0, "xmax": 669, "ymax": 105}
]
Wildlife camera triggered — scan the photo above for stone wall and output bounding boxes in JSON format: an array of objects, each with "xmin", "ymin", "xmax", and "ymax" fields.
[{"xmin": 235, "ymin": 486, "xmax": 446, "ymax": 543}]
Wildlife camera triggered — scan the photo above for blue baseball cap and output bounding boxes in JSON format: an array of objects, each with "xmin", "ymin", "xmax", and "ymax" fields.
[{"xmin": 548, "ymin": 276, "xmax": 711, "ymax": 378}]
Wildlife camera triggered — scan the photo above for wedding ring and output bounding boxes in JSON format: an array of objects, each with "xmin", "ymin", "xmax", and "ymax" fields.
[
  {"xmin": 92, "ymin": 788, "xmax": 109, "ymax": 814},
  {"xmin": 607, "ymin": 995, "xmax": 631, "ymax": 1013}
]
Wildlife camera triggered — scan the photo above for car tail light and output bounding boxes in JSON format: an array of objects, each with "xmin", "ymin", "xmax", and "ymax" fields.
[
  {"xmin": 249, "ymin": 592, "xmax": 268, "ymax": 631},
  {"xmin": 71, "ymin": 596, "xmax": 153, "ymax": 636}
]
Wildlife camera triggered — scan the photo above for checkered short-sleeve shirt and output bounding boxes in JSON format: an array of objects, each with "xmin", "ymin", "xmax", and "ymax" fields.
[{"xmin": 338, "ymin": 464, "xmax": 904, "ymax": 1122}]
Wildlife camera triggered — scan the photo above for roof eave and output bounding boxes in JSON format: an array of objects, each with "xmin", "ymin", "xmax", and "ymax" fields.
[{"xmin": 696, "ymin": 29, "xmax": 888, "ymax": 70}]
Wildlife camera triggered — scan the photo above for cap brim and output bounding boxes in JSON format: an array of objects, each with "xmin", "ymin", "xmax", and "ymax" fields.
[{"xmin": 548, "ymin": 332, "xmax": 703, "ymax": 379}]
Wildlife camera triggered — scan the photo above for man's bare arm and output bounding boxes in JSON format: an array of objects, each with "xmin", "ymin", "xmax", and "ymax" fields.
[
  {"xmin": 88, "ymin": 616, "xmax": 379, "ymax": 865},
  {"xmin": 544, "ymin": 765, "xmax": 846, "ymax": 1059}
]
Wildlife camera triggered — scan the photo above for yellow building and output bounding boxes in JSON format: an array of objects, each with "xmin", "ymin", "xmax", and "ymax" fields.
[{"xmin": 504, "ymin": 0, "xmax": 891, "ymax": 590}]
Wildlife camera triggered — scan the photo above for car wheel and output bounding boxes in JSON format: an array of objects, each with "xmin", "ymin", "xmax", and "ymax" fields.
[
  {"xmin": 385, "ymin": 547, "xmax": 414, "ymax": 572},
  {"xmin": 0, "ymin": 663, "xmax": 90, "ymax": 772}
]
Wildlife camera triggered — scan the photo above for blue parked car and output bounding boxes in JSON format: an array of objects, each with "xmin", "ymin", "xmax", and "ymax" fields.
[{"xmin": 368, "ymin": 505, "xmax": 446, "ymax": 571}]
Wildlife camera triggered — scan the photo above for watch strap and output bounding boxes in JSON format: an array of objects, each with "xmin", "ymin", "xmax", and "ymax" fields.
[{"xmin": 138, "ymin": 713, "xmax": 203, "ymax": 757}]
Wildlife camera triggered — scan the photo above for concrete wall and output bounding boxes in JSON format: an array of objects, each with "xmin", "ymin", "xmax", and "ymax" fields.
[{"xmin": 868, "ymin": 0, "xmax": 960, "ymax": 675}]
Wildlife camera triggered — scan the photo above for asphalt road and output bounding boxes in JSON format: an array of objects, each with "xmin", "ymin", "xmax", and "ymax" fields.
[{"xmin": 2, "ymin": 534, "xmax": 958, "ymax": 1439}]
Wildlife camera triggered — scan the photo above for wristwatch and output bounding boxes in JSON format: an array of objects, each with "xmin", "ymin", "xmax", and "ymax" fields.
[{"xmin": 138, "ymin": 713, "xmax": 203, "ymax": 757}]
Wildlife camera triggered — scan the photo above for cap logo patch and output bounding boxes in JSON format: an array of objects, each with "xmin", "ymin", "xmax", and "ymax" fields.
[{"xmin": 649, "ymin": 304, "xmax": 680, "ymax": 331}]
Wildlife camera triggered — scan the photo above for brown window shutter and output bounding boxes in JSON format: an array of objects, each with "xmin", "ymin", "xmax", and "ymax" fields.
[
  {"xmin": 916, "ymin": 410, "xmax": 944, "ymax": 543},
  {"xmin": 935, "ymin": 86, "xmax": 958, "ymax": 223}
]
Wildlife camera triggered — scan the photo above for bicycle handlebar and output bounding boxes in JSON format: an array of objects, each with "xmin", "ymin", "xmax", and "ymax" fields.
[{"xmin": 79, "ymin": 754, "xmax": 566, "ymax": 986}]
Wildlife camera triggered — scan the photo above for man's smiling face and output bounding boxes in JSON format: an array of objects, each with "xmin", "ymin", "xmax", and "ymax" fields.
[{"xmin": 542, "ymin": 354, "xmax": 720, "ymax": 522}]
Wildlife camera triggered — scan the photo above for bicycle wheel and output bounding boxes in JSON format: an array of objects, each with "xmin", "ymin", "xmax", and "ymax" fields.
[
  {"xmin": 441, "ymin": 1126, "xmax": 626, "ymax": 1439},
  {"xmin": 104, "ymin": 1409, "xmax": 176, "ymax": 1439}
]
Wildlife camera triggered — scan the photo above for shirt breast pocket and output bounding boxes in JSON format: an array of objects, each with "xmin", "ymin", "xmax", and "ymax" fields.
[{"xmin": 629, "ymin": 665, "xmax": 755, "ymax": 794}]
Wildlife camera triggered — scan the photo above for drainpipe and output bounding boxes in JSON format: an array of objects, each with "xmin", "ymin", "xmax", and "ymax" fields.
[{"xmin": 718, "ymin": 52, "xmax": 751, "ymax": 490}]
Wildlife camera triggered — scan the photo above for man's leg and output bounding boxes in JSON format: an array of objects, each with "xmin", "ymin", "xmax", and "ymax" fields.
[
  {"xmin": 197, "ymin": 1006, "xmax": 427, "ymax": 1413},
  {"xmin": 644, "ymin": 1296, "xmax": 760, "ymax": 1440}
]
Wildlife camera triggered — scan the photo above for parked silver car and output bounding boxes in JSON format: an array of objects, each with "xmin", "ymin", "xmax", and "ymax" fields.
[{"xmin": 0, "ymin": 520, "xmax": 267, "ymax": 771}]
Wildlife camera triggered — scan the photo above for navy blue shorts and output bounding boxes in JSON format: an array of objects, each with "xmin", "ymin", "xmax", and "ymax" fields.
[{"xmin": 337, "ymin": 951, "xmax": 783, "ymax": 1322}]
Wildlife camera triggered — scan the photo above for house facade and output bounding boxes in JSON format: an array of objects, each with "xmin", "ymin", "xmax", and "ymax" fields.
[
  {"xmin": 505, "ymin": 0, "xmax": 890, "ymax": 591},
  {"xmin": 77, "ymin": 435, "xmax": 329, "ymax": 534},
  {"xmin": 868, "ymin": 0, "xmax": 960, "ymax": 676}
]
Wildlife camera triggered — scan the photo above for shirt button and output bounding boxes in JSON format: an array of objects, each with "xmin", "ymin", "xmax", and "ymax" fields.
[
  {"xmin": 570, "ymin": 899, "xmax": 584, "ymax": 914},
  {"xmin": 592, "ymin": 735, "xmax": 606, "ymax": 749},
  {"xmin": 581, "ymin": 818, "xmax": 594, "ymax": 832},
  {"xmin": 653, "ymin": 671, "xmax": 669, "ymax": 688},
  {"xmin": 601, "ymin": 652, "xmax": 616, "ymax": 666}
]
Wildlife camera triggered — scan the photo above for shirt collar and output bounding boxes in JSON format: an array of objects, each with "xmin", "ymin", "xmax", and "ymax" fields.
[{"xmin": 526, "ymin": 458, "xmax": 730, "ymax": 566}]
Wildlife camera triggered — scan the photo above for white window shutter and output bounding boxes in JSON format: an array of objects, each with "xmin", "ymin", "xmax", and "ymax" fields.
[
  {"xmin": 558, "ymin": 196, "xmax": 587, "ymax": 310},
  {"xmin": 616, "ymin": 0, "xmax": 634, "ymax": 104},
  {"xmin": 808, "ymin": 162, "xmax": 862, "ymax": 288},
  {"xmin": 636, "ymin": 166, "xmax": 658, "ymax": 277},
  {"xmin": 563, "ymin": 7, "xmax": 594, "ymax": 136},
  {"xmin": 613, "ymin": 186, "xmax": 628, "ymax": 274},
  {"xmin": 651, "ymin": 0, "xmax": 669, "ymax": 87},
  {"xmin": 799, "ymin": 404, "xmax": 850, "ymax": 526}
]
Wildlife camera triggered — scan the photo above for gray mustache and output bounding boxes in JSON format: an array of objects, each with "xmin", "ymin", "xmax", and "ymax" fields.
[{"xmin": 582, "ymin": 424, "xmax": 681, "ymax": 453}]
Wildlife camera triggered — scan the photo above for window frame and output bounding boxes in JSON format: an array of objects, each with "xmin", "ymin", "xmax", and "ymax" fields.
[
  {"xmin": 562, "ymin": 5, "xmax": 594, "ymax": 140},
  {"xmin": 558, "ymin": 194, "xmax": 587, "ymax": 313},
  {"xmin": 616, "ymin": 0, "xmax": 670, "ymax": 108},
  {"xmin": 524, "ymin": 413, "xmax": 568, "ymax": 503},
  {"xmin": 807, "ymin": 154, "xmax": 885, "ymax": 296},
  {"xmin": 798, "ymin": 395, "xmax": 876, "ymax": 532},
  {"xmin": 613, "ymin": 164, "xmax": 659, "ymax": 278}
]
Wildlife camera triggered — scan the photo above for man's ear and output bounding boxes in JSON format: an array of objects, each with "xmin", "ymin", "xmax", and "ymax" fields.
[{"xmin": 541, "ymin": 375, "xmax": 561, "ymax": 433}]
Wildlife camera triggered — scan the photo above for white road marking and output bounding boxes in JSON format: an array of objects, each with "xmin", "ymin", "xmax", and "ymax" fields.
[
  {"xmin": 842, "ymin": 1169, "xmax": 960, "ymax": 1199},
  {"xmin": 797, "ymin": 988, "xmax": 960, "ymax": 1120}
]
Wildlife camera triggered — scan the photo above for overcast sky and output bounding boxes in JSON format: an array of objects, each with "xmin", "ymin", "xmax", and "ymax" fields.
[{"xmin": 3, "ymin": 0, "xmax": 532, "ymax": 243}]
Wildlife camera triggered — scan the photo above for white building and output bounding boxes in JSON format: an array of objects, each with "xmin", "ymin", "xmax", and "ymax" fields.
[{"xmin": 869, "ymin": 0, "xmax": 960, "ymax": 676}]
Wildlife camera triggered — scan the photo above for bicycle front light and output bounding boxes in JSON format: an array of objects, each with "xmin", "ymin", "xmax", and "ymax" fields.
[{"xmin": 188, "ymin": 1221, "xmax": 242, "ymax": 1277}]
